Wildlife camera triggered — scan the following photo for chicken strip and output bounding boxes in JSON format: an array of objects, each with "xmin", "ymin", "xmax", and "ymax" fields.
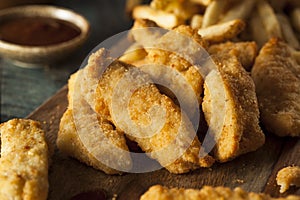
[
  {"xmin": 207, "ymin": 41, "xmax": 257, "ymax": 71},
  {"xmin": 0, "ymin": 119, "xmax": 48, "ymax": 200},
  {"xmin": 95, "ymin": 60, "xmax": 214, "ymax": 174},
  {"xmin": 130, "ymin": 25, "xmax": 208, "ymax": 122},
  {"xmin": 251, "ymin": 38, "xmax": 300, "ymax": 137},
  {"xmin": 140, "ymin": 185, "xmax": 300, "ymax": 200},
  {"xmin": 57, "ymin": 49, "xmax": 132, "ymax": 174},
  {"xmin": 277, "ymin": 166, "xmax": 300, "ymax": 193},
  {"xmin": 202, "ymin": 43, "xmax": 265, "ymax": 162}
]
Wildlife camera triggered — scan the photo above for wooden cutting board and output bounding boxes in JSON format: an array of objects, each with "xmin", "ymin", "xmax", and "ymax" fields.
[{"xmin": 27, "ymin": 85, "xmax": 300, "ymax": 200}]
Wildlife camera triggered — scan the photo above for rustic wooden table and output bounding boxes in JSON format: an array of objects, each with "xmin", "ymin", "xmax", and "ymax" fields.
[
  {"xmin": 0, "ymin": 1, "xmax": 299, "ymax": 199},
  {"xmin": 0, "ymin": 0, "xmax": 132, "ymax": 122}
]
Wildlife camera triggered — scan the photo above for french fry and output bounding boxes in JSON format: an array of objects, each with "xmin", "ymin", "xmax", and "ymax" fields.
[
  {"xmin": 130, "ymin": 19, "xmax": 164, "ymax": 48},
  {"xmin": 198, "ymin": 19, "xmax": 245, "ymax": 43},
  {"xmin": 190, "ymin": 0, "xmax": 212, "ymax": 6},
  {"xmin": 257, "ymin": 0, "xmax": 282, "ymax": 38},
  {"xmin": 132, "ymin": 5, "xmax": 182, "ymax": 29},
  {"xmin": 276, "ymin": 13, "xmax": 300, "ymax": 50},
  {"xmin": 201, "ymin": 0, "xmax": 226, "ymax": 28},
  {"xmin": 219, "ymin": 0, "xmax": 256, "ymax": 23},
  {"xmin": 249, "ymin": 11, "xmax": 268, "ymax": 48},
  {"xmin": 119, "ymin": 43, "xmax": 147, "ymax": 64},
  {"xmin": 150, "ymin": 0, "xmax": 202, "ymax": 21},
  {"xmin": 190, "ymin": 14, "xmax": 203, "ymax": 29},
  {"xmin": 291, "ymin": 8, "xmax": 300, "ymax": 33}
]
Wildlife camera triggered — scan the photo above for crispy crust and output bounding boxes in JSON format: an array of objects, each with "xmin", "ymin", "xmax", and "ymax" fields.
[
  {"xmin": 202, "ymin": 43, "xmax": 265, "ymax": 162},
  {"xmin": 277, "ymin": 166, "xmax": 300, "ymax": 193},
  {"xmin": 251, "ymin": 38, "xmax": 300, "ymax": 137},
  {"xmin": 208, "ymin": 41, "xmax": 257, "ymax": 71},
  {"xmin": 133, "ymin": 25, "xmax": 207, "ymax": 120},
  {"xmin": 0, "ymin": 119, "xmax": 49, "ymax": 200},
  {"xmin": 140, "ymin": 185, "xmax": 300, "ymax": 200},
  {"xmin": 57, "ymin": 49, "xmax": 131, "ymax": 174},
  {"xmin": 57, "ymin": 108, "xmax": 130, "ymax": 175},
  {"xmin": 95, "ymin": 60, "xmax": 214, "ymax": 174}
]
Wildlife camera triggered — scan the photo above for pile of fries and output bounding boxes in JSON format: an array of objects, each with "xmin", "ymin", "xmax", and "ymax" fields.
[{"xmin": 128, "ymin": 0, "xmax": 300, "ymax": 57}]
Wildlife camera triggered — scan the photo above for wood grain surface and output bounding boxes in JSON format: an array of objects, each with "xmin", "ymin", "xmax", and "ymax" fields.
[{"xmin": 27, "ymin": 86, "xmax": 300, "ymax": 200}]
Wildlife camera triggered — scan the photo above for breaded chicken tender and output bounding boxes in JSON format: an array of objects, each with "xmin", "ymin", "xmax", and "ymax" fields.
[
  {"xmin": 251, "ymin": 38, "xmax": 300, "ymax": 137},
  {"xmin": 202, "ymin": 43, "xmax": 265, "ymax": 162},
  {"xmin": 277, "ymin": 166, "xmax": 300, "ymax": 193},
  {"xmin": 57, "ymin": 107, "xmax": 131, "ymax": 174},
  {"xmin": 0, "ymin": 119, "xmax": 49, "ymax": 200},
  {"xmin": 95, "ymin": 60, "xmax": 214, "ymax": 174},
  {"xmin": 140, "ymin": 185, "xmax": 300, "ymax": 200},
  {"xmin": 207, "ymin": 41, "xmax": 257, "ymax": 71},
  {"xmin": 57, "ymin": 49, "xmax": 132, "ymax": 174},
  {"xmin": 131, "ymin": 25, "xmax": 208, "ymax": 121}
]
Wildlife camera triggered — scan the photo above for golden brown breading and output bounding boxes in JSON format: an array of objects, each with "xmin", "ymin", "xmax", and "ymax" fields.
[
  {"xmin": 207, "ymin": 41, "xmax": 257, "ymax": 71},
  {"xmin": 140, "ymin": 185, "xmax": 300, "ymax": 200},
  {"xmin": 202, "ymin": 43, "xmax": 265, "ymax": 162},
  {"xmin": 57, "ymin": 49, "xmax": 132, "ymax": 174},
  {"xmin": 132, "ymin": 25, "xmax": 207, "ymax": 120},
  {"xmin": 95, "ymin": 60, "xmax": 214, "ymax": 174},
  {"xmin": 251, "ymin": 38, "xmax": 300, "ymax": 137},
  {"xmin": 0, "ymin": 119, "xmax": 49, "ymax": 200},
  {"xmin": 277, "ymin": 166, "xmax": 300, "ymax": 193},
  {"xmin": 57, "ymin": 107, "xmax": 131, "ymax": 174}
]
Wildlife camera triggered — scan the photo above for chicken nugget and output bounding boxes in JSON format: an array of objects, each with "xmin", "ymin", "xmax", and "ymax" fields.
[
  {"xmin": 277, "ymin": 166, "xmax": 300, "ymax": 193},
  {"xmin": 202, "ymin": 43, "xmax": 265, "ymax": 162},
  {"xmin": 207, "ymin": 41, "xmax": 257, "ymax": 71},
  {"xmin": 57, "ymin": 49, "xmax": 132, "ymax": 174},
  {"xmin": 251, "ymin": 38, "xmax": 300, "ymax": 137},
  {"xmin": 95, "ymin": 60, "xmax": 214, "ymax": 174},
  {"xmin": 0, "ymin": 119, "xmax": 48, "ymax": 200},
  {"xmin": 133, "ymin": 25, "xmax": 208, "ymax": 121},
  {"xmin": 140, "ymin": 185, "xmax": 300, "ymax": 200}
]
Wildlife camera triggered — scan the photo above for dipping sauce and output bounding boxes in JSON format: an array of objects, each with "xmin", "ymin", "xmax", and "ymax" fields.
[{"xmin": 0, "ymin": 17, "xmax": 81, "ymax": 46}]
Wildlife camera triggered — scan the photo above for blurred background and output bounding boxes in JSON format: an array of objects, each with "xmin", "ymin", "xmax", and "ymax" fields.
[{"xmin": 0, "ymin": 0, "xmax": 133, "ymax": 122}]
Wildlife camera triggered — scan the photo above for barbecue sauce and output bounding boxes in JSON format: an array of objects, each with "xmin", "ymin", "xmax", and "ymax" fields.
[{"xmin": 0, "ymin": 17, "xmax": 81, "ymax": 46}]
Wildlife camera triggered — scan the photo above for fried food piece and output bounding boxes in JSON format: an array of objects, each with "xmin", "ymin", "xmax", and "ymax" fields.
[
  {"xmin": 276, "ymin": 14, "xmax": 300, "ymax": 50},
  {"xmin": 190, "ymin": 0, "xmax": 212, "ymax": 6},
  {"xmin": 57, "ymin": 49, "xmax": 132, "ymax": 174},
  {"xmin": 140, "ymin": 185, "xmax": 300, "ymax": 200},
  {"xmin": 249, "ymin": 10, "xmax": 268, "ymax": 48},
  {"xmin": 277, "ymin": 166, "xmax": 300, "ymax": 193},
  {"xmin": 219, "ymin": 0, "xmax": 256, "ymax": 23},
  {"xmin": 119, "ymin": 43, "xmax": 148, "ymax": 66},
  {"xmin": 207, "ymin": 41, "xmax": 258, "ymax": 71},
  {"xmin": 202, "ymin": 43, "xmax": 265, "ymax": 162},
  {"xmin": 95, "ymin": 60, "xmax": 214, "ymax": 174},
  {"xmin": 257, "ymin": 0, "xmax": 282, "ymax": 39},
  {"xmin": 57, "ymin": 107, "xmax": 131, "ymax": 175},
  {"xmin": 0, "ymin": 119, "xmax": 49, "ymax": 200},
  {"xmin": 150, "ymin": 0, "xmax": 202, "ymax": 21},
  {"xmin": 136, "ymin": 25, "xmax": 207, "ymax": 119},
  {"xmin": 201, "ymin": 0, "xmax": 226, "ymax": 28},
  {"xmin": 190, "ymin": 14, "xmax": 203, "ymax": 29},
  {"xmin": 132, "ymin": 5, "xmax": 182, "ymax": 29},
  {"xmin": 197, "ymin": 19, "xmax": 245, "ymax": 43},
  {"xmin": 291, "ymin": 8, "xmax": 300, "ymax": 33},
  {"xmin": 251, "ymin": 38, "xmax": 300, "ymax": 137},
  {"xmin": 129, "ymin": 19, "xmax": 163, "ymax": 51}
]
